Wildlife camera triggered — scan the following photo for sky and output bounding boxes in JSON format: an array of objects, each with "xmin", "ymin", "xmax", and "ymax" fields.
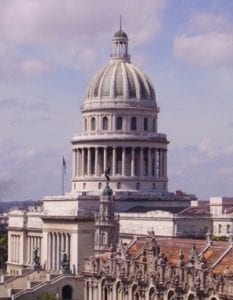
[{"xmin": 0, "ymin": 0, "xmax": 232, "ymax": 202}]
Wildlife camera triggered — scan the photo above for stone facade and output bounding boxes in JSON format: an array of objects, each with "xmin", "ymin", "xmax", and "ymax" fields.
[{"xmin": 84, "ymin": 235, "xmax": 233, "ymax": 300}]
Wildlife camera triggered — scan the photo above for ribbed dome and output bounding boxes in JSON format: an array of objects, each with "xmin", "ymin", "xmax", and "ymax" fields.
[{"xmin": 87, "ymin": 61, "xmax": 156, "ymax": 102}]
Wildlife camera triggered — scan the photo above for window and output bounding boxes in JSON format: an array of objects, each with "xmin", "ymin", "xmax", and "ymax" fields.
[
  {"xmin": 83, "ymin": 183, "xmax": 86, "ymax": 190},
  {"xmin": 131, "ymin": 116, "xmax": 137, "ymax": 130},
  {"xmin": 153, "ymin": 182, "xmax": 156, "ymax": 190},
  {"xmin": 102, "ymin": 116, "xmax": 108, "ymax": 130},
  {"xmin": 136, "ymin": 182, "xmax": 140, "ymax": 190},
  {"xmin": 117, "ymin": 182, "xmax": 121, "ymax": 189},
  {"xmin": 227, "ymin": 224, "xmax": 231, "ymax": 234},
  {"xmin": 218, "ymin": 224, "xmax": 222, "ymax": 234},
  {"xmin": 144, "ymin": 117, "xmax": 148, "ymax": 131},
  {"xmin": 98, "ymin": 182, "xmax": 102, "ymax": 190},
  {"xmin": 91, "ymin": 117, "xmax": 96, "ymax": 131},
  {"xmin": 116, "ymin": 116, "xmax": 123, "ymax": 130}
]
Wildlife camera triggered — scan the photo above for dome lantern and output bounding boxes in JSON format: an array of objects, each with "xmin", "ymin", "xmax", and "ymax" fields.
[{"xmin": 111, "ymin": 18, "xmax": 130, "ymax": 62}]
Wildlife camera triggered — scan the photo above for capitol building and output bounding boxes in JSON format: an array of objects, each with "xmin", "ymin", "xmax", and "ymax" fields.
[{"xmin": 2, "ymin": 26, "xmax": 233, "ymax": 300}]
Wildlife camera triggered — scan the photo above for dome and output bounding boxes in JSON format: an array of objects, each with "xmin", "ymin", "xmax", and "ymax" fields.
[
  {"xmin": 87, "ymin": 61, "xmax": 156, "ymax": 102},
  {"xmin": 114, "ymin": 29, "xmax": 128, "ymax": 38},
  {"xmin": 84, "ymin": 27, "xmax": 157, "ymax": 108}
]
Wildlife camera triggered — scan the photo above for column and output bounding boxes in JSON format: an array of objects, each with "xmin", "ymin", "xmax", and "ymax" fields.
[
  {"xmin": 15, "ymin": 236, "xmax": 18, "ymax": 263},
  {"xmin": 103, "ymin": 147, "xmax": 107, "ymax": 171},
  {"xmin": 140, "ymin": 147, "xmax": 144, "ymax": 177},
  {"xmin": 61, "ymin": 233, "xmax": 64, "ymax": 253},
  {"xmin": 87, "ymin": 147, "xmax": 91, "ymax": 176},
  {"xmin": 66, "ymin": 234, "xmax": 70, "ymax": 258},
  {"xmin": 122, "ymin": 147, "xmax": 126, "ymax": 176},
  {"xmin": 52, "ymin": 233, "xmax": 56, "ymax": 271},
  {"xmin": 56, "ymin": 233, "xmax": 61, "ymax": 271},
  {"xmin": 95, "ymin": 148, "xmax": 98, "ymax": 176},
  {"xmin": 164, "ymin": 149, "xmax": 167, "ymax": 178},
  {"xmin": 81, "ymin": 148, "xmax": 85, "ymax": 177},
  {"xmin": 131, "ymin": 147, "xmax": 135, "ymax": 176},
  {"xmin": 154, "ymin": 148, "xmax": 157, "ymax": 177},
  {"xmin": 112, "ymin": 147, "xmax": 116, "ymax": 176},
  {"xmin": 159, "ymin": 149, "xmax": 163, "ymax": 177},
  {"xmin": 47, "ymin": 233, "xmax": 51, "ymax": 270},
  {"xmin": 27, "ymin": 236, "xmax": 30, "ymax": 264},
  {"xmin": 72, "ymin": 149, "xmax": 77, "ymax": 177},
  {"xmin": 148, "ymin": 148, "xmax": 152, "ymax": 177}
]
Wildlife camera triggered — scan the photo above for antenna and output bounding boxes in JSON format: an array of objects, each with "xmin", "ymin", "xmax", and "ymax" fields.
[{"xmin": 120, "ymin": 15, "xmax": 122, "ymax": 30}]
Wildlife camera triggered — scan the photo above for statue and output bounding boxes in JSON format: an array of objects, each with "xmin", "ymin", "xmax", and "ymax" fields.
[
  {"xmin": 61, "ymin": 251, "xmax": 70, "ymax": 273},
  {"xmin": 33, "ymin": 247, "xmax": 40, "ymax": 270},
  {"xmin": 104, "ymin": 166, "xmax": 111, "ymax": 182}
]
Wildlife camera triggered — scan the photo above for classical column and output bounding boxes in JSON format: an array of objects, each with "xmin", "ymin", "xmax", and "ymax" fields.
[
  {"xmin": 140, "ymin": 147, "xmax": 144, "ymax": 177},
  {"xmin": 95, "ymin": 148, "xmax": 98, "ymax": 176},
  {"xmin": 50, "ymin": 233, "xmax": 53, "ymax": 271},
  {"xmin": 164, "ymin": 149, "xmax": 167, "ymax": 178},
  {"xmin": 87, "ymin": 147, "xmax": 91, "ymax": 176},
  {"xmin": 122, "ymin": 147, "xmax": 126, "ymax": 176},
  {"xmin": 52, "ymin": 233, "xmax": 56, "ymax": 271},
  {"xmin": 14, "ymin": 236, "xmax": 17, "ymax": 263},
  {"xmin": 72, "ymin": 149, "xmax": 76, "ymax": 178},
  {"xmin": 47, "ymin": 233, "xmax": 51, "ymax": 270},
  {"xmin": 31, "ymin": 236, "xmax": 34, "ymax": 265},
  {"xmin": 27, "ymin": 236, "xmax": 30, "ymax": 264},
  {"xmin": 57, "ymin": 233, "xmax": 61, "ymax": 271},
  {"xmin": 155, "ymin": 148, "xmax": 158, "ymax": 177},
  {"xmin": 112, "ymin": 147, "xmax": 116, "ymax": 176},
  {"xmin": 103, "ymin": 147, "xmax": 107, "ymax": 171},
  {"xmin": 81, "ymin": 148, "xmax": 85, "ymax": 177},
  {"xmin": 159, "ymin": 149, "xmax": 163, "ymax": 177},
  {"xmin": 66, "ymin": 234, "xmax": 70, "ymax": 258},
  {"xmin": 131, "ymin": 147, "xmax": 135, "ymax": 176},
  {"xmin": 148, "ymin": 148, "xmax": 152, "ymax": 177}
]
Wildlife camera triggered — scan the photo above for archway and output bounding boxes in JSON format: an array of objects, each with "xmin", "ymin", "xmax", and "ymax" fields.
[
  {"xmin": 62, "ymin": 285, "xmax": 72, "ymax": 300},
  {"xmin": 187, "ymin": 294, "xmax": 195, "ymax": 300},
  {"xmin": 149, "ymin": 287, "xmax": 156, "ymax": 300},
  {"xmin": 167, "ymin": 290, "xmax": 175, "ymax": 300}
]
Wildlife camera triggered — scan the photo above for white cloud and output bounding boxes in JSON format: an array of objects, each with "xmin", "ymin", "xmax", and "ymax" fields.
[
  {"xmin": 173, "ymin": 12, "xmax": 233, "ymax": 67},
  {"xmin": 168, "ymin": 142, "xmax": 233, "ymax": 199},
  {"xmin": 0, "ymin": 139, "xmax": 71, "ymax": 201},
  {"xmin": 0, "ymin": 0, "xmax": 168, "ymax": 78},
  {"xmin": 19, "ymin": 59, "xmax": 50, "ymax": 76}
]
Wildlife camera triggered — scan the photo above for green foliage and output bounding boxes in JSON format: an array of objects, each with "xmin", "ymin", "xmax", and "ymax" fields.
[
  {"xmin": 37, "ymin": 292, "xmax": 57, "ymax": 300},
  {"xmin": 0, "ymin": 232, "xmax": 7, "ymax": 270},
  {"xmin": 212, "ymin": 235, "xmax": 228, "ymax": 241}
]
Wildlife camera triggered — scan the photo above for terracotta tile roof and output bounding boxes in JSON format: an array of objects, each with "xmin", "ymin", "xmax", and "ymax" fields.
[
  {"xmin": 128, "ymin": 240, "xmax": 145, "ymax": 257},
  {"xmin": 158, "ymin": 238, "xmax": 205, "ymax": 266},
  {"xmin": 213, "ymin": 248, "xmax": 233, "ymax": 275},
  {"xmin": 203, "ymin": 242, "xmax": 228, "ymax": 267}
]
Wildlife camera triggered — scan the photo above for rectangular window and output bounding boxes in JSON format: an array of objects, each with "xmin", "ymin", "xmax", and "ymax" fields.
[
  {"xmin": 227, "ymin": 224, "xmax": 231, "ymax": 234},
  {"xmin": 218, "ymin": 224, "xmax": 222, "ymax": 234}
]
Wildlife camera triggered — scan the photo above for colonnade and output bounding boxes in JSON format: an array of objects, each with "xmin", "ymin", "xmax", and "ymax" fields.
[
  {"xmin": 73, "ymin": 146, "xmax": 167, "ymax": 179},
  {"xmin": 27, "ymin": 235, "xmax": 42, "ymax": 265},
  {"xmin": 47, "ymin": 232, "xmax": 71, "ymax": 271},
  {"xmin": 9, "ymin": 234, "xmax": 20, "ymax": 263}
]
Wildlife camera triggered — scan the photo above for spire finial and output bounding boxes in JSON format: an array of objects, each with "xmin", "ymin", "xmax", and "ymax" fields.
[{"xmin": 120, "ymin": 15, "xmax": 122, "ymax": 30}]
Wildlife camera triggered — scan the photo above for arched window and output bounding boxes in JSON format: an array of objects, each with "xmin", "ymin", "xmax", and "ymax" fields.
[
  {"xmin": 84, "ymin": 118, "xmax": 87, "ymax": 131},
  {"xmin": 102, "ymin": 116, "xmax": 108, "ymax": 130},
  {"xmin": 144, "ymin": 117, "xmax": 148, "ymax": 131},
  {"xmin": 131, "ymin": 116, "xmax": 137, "ymax": 130},
  {"xmin": 91, "ymin": 117, "xmax": 96, "ymax": 131},
  {"xmin": 62, "ymin": 285, "xmax": 73, "ymax": 300},
  {"xmin": 116, "ymin": 116, "xmax": 123, "ymax": 130}
]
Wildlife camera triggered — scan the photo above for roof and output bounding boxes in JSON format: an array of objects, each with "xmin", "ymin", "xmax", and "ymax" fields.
[{"xmin": 114, "ymin": 29, "xmax": 128, "ymax": 38}]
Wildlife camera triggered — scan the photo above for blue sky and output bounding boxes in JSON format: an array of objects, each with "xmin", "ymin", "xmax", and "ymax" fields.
[{"xmin": 0, "ymin": 0, "xmax": 232, "ymax": 201}]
